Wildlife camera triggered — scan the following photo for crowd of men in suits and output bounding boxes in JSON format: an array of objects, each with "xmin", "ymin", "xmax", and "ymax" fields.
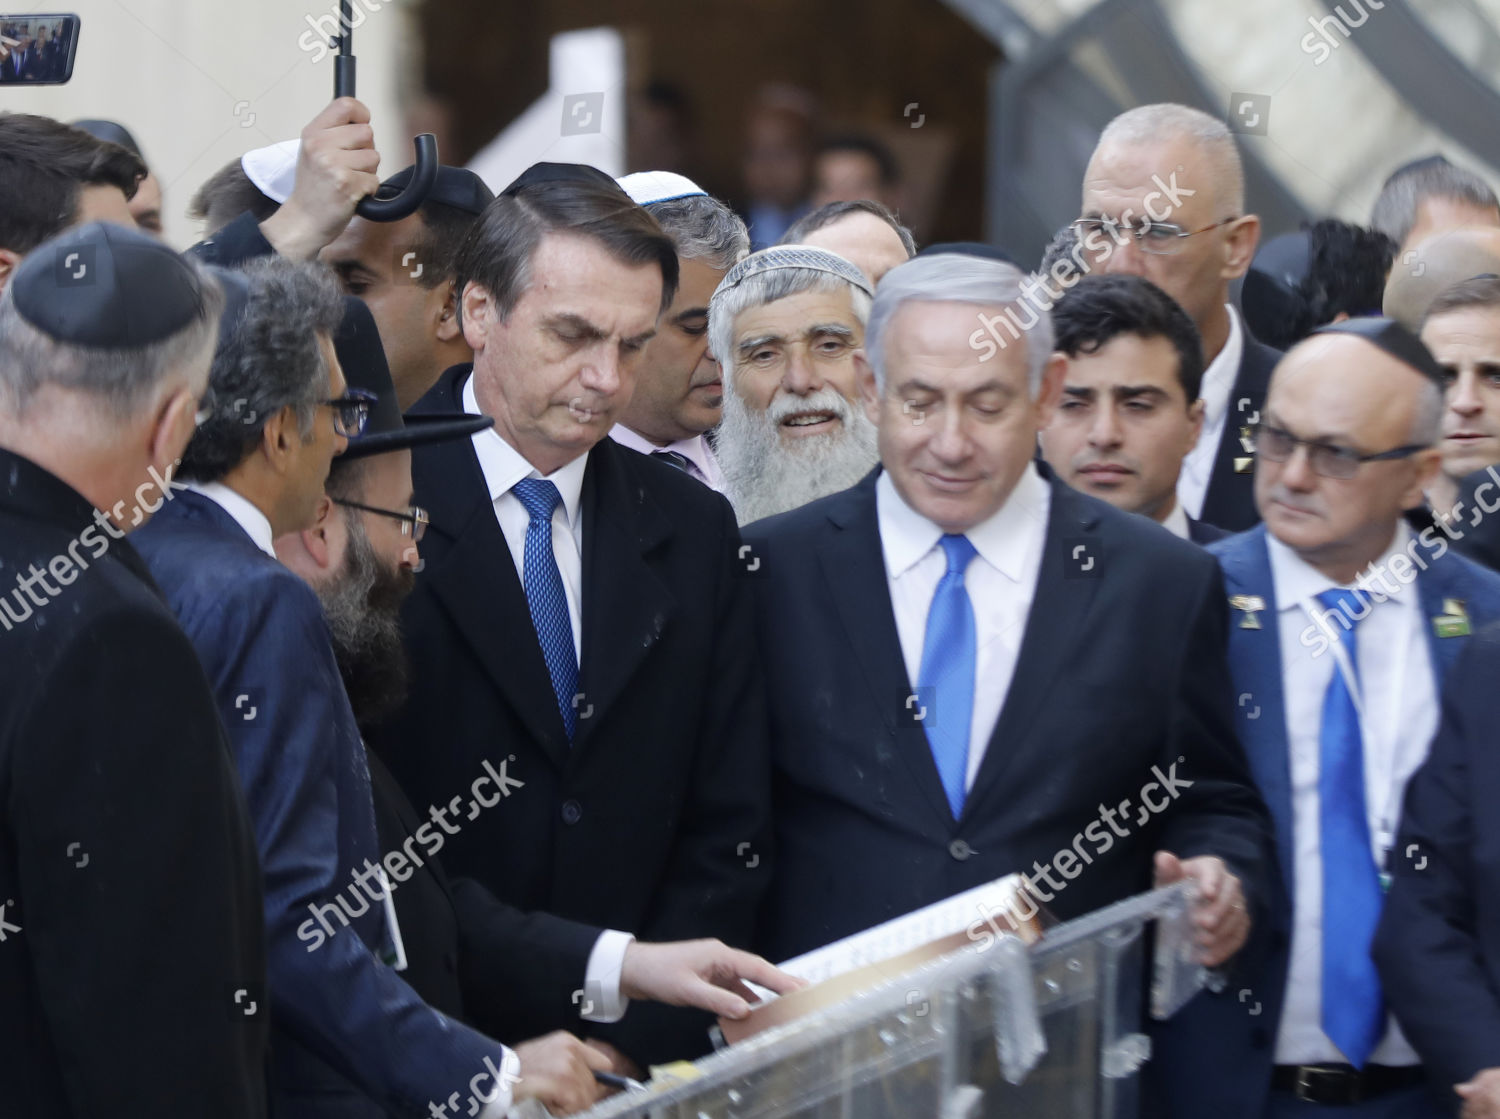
[
  {"xmin": 0, "ymin": 20, "xmax": 71, "ymax": 83},
  {"xmin": 5, "ymin": 93, "xmax": 1500, "ymax": 1119}
]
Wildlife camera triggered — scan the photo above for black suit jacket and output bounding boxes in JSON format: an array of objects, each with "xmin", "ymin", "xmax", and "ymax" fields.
[
  {"xmin": 1198, "ymin": 334, "xmax": 1282, "ymax": 532},
  {"xmin": 1187, "ymin": 514, "xmax": 1231, "ymax": 546},
  {"xmin": 0, "ymin": 449, "xmax": 267, "ymax": 1116},
  {"xmin": 1374, "ymin": 621, "xmax": 1500, "ymax": 1090},
  {"xmin": 374, "ymin": 364, "xmax": 772, "ymax": 1064},
  {"xmin": 364, "ymin": 746, "xmax": 610, "ymax": 1041},
  {"xmin": 742, "ymin": 466, "xmax": 1272, "ymax": 962}
]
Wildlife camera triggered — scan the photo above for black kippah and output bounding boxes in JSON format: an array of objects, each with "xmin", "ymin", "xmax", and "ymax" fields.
[
  {"xmin": 378, "ymin": 164, "xmax": 495, "ymax": 215},
  {"xmin": 918, "ymin": 241, "xmax": 1019, "ymax": 267},
  {"xmin": 501, "ymin": 162, "xmax": 622, "ymax": 197},
  {"xmin": 1309, "ymin": 316, "xmax": 1448, "ymax": 389},
  {"xmin": 12, "ymin": 222, "xmax": 207, "ymax": 349}
]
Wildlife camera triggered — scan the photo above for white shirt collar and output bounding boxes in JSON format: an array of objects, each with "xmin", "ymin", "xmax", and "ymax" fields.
[
  {"xmin": 876, "ymin": 462, "xmax": 1051, "ymax": 583},
  {"xmin": 1160, "ymin": 501, "xmax": 1191, "ymax": 541},
  {"xmin": 1200, "ymin": 304, "xmax": 1245, "ymax": 430},
  {"xmin": 608, "ymin": 424, "xmax": 722, "ymax": 486},
  {"xmin": 183, "ymin": 480, "xmax": 276, "ymax": 558},
  {"xmin": 463, "ymin": 370, "xmax": 588, "ymax": 526},
  {"xmin": 1266, "ymin": 521, "xmax": 1417, "ymax": 615}
]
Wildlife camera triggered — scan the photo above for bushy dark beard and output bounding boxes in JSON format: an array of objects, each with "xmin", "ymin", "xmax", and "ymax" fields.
[{"xmin": 319, "ymin": 513, "xmax": 416, "ymax": 735}]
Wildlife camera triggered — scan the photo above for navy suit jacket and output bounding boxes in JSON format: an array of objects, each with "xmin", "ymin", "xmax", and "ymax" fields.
[
  {"xmin": 135, "ymin": 490, "xmax": 507, "ymax": 1118},
  {"xmin": 1374, "ymin": 620, "xmax": 1500, "ymax": 1090},
  {"xmin": 1175, "ymin": 524, "xmax": 1500, "ymax": 1117},
  {"xmin": 1199, "ymin": 335, "xmax": 1282, "ymax": 533}
]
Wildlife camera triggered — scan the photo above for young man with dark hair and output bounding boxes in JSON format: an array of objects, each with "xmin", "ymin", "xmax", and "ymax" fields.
[
  {"xmin": 1039, "ymin": 274, "xmax": 1221, "ymax": 543},
  {"xmin": 0, "ymin": 113, "xmax": 144, "ymax": 285},
  {"xmin": 1419, "ymin": 274, "xmax": 1500, "ymax": 519},
  {"xmin": 1245, "ymin": 220, "xmax": 1396, "ymax": 353}
]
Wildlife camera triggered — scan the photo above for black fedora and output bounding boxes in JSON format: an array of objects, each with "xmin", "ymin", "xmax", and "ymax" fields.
[{"xmin": 333, "ymin": 296, "xmax": 492, "ymax": 459}]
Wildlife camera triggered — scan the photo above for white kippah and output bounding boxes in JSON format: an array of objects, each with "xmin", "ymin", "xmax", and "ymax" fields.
[
  {"xmin": 615, "ymin": 170, "xmax": 707, "ymax": 206},
  {"xmin": 240, "ymin": 139, "xmax": 301, "ymax": 206},
  {"xmin": 713, "ymin": 245, "xmax": 874, "ymax": 301}
]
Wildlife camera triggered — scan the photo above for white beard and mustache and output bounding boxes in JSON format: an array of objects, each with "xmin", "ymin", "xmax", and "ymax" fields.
[{"xmin": 716, "ymin": 384, "xmax": 880, "ymax": 525}]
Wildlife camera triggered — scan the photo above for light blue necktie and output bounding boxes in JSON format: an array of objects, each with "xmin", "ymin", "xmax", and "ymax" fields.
[
  {"xmin": 1315, "ymin": 586, "xmax": 1385, "ymax": 1067},
  {"xmin": 919, "ymin": 534, "xmax": 979, "ymax": 819},
  {"xmin": 512, "ymin": 479, "xmax": 579, "ymax": 740}
]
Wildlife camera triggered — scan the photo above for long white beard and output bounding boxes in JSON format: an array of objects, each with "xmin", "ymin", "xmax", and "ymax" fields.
[{"xmin": 717, "ymin": 385, "xmax": 880, "ymax": 525}]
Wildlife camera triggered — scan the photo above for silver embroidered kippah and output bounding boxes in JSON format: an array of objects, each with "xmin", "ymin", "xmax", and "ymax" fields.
[{"xmin": 713, "ymin": 245, "xmax": 874, "ymax": 301}]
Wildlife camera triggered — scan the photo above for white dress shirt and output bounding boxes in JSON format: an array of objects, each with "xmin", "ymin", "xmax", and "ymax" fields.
[
  {"xmin": 1160, "ymin": 501, "xmax": 1191, "ymax": 542},
  {"xmin": 608, "ymin": 424, "xmax": 725, "ymax": 492},
  {"xmin": 1177, "ymin": 304, "xmax": 1245, "ymax": 521},
  {"xmin": 877, "ymin": 464, "xmax": 1051, "ymax": 789},
  {"xmin": 183, "ymin": 481, "xmax": 276, "ymax": 558},
  {"xmin": 1268, "ymin": 525, "xmax": 1434, "ymax": 1066},
  {"xmin": 461, "ymin": 372, "xmax": 634, "ymax": 1021}
]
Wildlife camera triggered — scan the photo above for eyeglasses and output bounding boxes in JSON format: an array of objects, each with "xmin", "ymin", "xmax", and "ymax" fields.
[
  {"xmin": 1252, "ymin": 422, "xmax": 1429, "ymax": 479},
  {"xmin": 1071, "ymin": 216, "xmax": 1238, "ymax": 257},
  {"xmin": 325, "ymin": 388, "xmax": 378, "ymax": 438},
  {"xmin": 331, "ymin": 498, "xmax": 429, "ymax": 541}
]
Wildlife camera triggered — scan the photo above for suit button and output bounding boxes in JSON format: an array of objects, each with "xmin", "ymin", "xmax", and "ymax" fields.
[
  {"xmin": 948, "ymin": 839, "xmax": 974, "ymax": 861},
  {"xmin": 561, "ymin": 799, "xmax": 583, "ymax": 825}
]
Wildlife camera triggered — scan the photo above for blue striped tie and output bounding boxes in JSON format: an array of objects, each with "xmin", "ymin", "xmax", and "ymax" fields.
[
  {"xmin": 919, "ymin": 534, "xmax": 979, "ymax": 819},
  {"xmin": 1315, "ymin": 586, "xmax": 1385, "ymax": 1067},
  {"xmin": 512, "ymin": 479, "xmax": 579, "ymax": 740}
]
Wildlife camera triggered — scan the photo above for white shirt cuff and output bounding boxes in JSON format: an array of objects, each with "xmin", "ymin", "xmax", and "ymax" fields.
[
  {"xmin": 580, "ymin": 929, "xmax": 635, "ymax": 1023},
  {"xmin": 476, "ymin": 1046, "xmax": 521, "ymax": 1117}
]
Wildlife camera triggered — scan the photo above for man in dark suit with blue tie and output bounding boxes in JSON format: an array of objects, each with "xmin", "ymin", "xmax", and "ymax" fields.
[
  {"xmin": 739, "ymin": 250, "xmax": 1273, "ymax": 1113},
  {"xmin": 376, "ymin": 166, "xmax": 773, "ymax": 1071},
  {"xmin": 1202, "ymin": 317, "xmax": 1500, "ymax": 1117},
  {"xmin": 135, "ymin": 259, "xmax": 604, "ymax": 1116}
]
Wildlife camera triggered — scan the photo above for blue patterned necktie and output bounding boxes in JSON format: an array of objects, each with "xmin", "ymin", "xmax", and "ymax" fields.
[
  {"xmin": 918, "ymin": 534, "xmax": 979, "ymax": 819},
  {"xmin": 512, "ymin": 479, "xmax": 579, "ymax": 740},
  {"xmin": 1315, "ymin": 586, "xmax": 1385, "ymax": 1067}
]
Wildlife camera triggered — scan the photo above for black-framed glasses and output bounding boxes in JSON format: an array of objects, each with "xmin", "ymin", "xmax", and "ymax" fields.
[
  {"xmin": 1071, "ymin": 216, "xmax": 1238, "ymax": 256},
  {"xmin": 332, "ymin": 498, "xmax": 429, "ymax": 541},
  {"xmin": 325, "ymin": 388, "xmax": 377, "ymax": 438},
  {"xmin": 1252, "ymin": 422, "xmax": 1429, "ymax": 479}
]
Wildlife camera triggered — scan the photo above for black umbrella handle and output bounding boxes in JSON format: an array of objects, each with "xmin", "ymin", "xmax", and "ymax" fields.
[{"xmin": 331, "ymin": 4, "xmax": 438, "ymax": 223}]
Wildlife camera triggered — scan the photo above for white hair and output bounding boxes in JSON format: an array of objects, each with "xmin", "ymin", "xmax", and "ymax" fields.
[
  {"xmin": 864, "ymin": 254, "xmax": 1054, "ymax": 397},
  {"xmin": 1094, "ymin": 102, "xmax": 1245, "ymax": 218}
]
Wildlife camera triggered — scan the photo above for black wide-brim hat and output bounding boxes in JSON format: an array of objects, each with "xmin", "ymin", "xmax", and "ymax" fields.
[{"xmin": 334, "ymin": 296, "xmax": 492, "ymax": 460}]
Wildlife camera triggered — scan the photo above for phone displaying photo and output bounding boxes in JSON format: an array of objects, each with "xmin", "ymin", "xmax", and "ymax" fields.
[{"xmin": 0, "ymin": 13, "xmax": 79, "ymax": 85}]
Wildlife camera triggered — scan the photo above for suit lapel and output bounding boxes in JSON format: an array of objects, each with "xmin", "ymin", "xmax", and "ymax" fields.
[
  {"xmin": 1417, "ymin": 553, "xmax": 1470, "ymax": 683},
  {"xmin": 575, "ymin": 440, "xmax": 676, "ymax": 752},
  {"xmin": 962, "ymin": 477, "xmax": 1104, "ymax": 821},
  {"xmin": 415, "ymin": 372, "xmax": 572, "ymax": 770},
  {"xmin": 820, "ymin": 475, "xmax": 954, "ymax": 826},
  {"xmin": 1216, "ymin": 527, "xmax": 1295, "ymax": 894}
]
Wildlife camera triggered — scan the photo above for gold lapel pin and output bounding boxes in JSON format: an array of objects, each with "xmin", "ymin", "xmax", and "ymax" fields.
[{"xmin": 1229, "ymin": 594, "xmax": 1267, "ymax": 630}]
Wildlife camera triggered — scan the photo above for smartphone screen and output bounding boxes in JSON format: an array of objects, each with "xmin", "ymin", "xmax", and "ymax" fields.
[{"xmin": 0, "ymin": 14, "xmax": 79, "ymax": 85}]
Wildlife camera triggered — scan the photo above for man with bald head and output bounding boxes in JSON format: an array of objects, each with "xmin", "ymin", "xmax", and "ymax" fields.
[
  {"xmin": 1200, "ymin": 320, "xmax": 1500, "ymax": 1117},
  {"xmin": 781, "ymin": 199, "xmax": 916, "ymax": 286},
  {"xmin": 1383, "ymin": 225, "xmax": 1500, "ymax": 332},
  {"xmin": 709, "ymin": 245, "xmax": 880, "ymax": 522},
  {"xmin": 1079, "ymin": 102, "xmax": 1281, "ymax": 532}
]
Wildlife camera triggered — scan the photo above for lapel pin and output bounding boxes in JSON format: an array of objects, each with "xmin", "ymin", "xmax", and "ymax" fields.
[
  {"xmin": 1233, "ymin": 456, "xmax": 1254, "ymax": 474},
  {"xmin": 1239, "ymin": 426, "xmax": 1256, "ymax": 454},
  {"xmin": 1433, "ymin": 598, "xmax": 1471, "ymax": 638},
  {"xmin": 1229, "ymin": 594, "xmax": 1266, "ymax": 630}
]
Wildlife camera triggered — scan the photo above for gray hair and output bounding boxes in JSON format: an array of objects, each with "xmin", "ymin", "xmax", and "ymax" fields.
[
  {"xmin": 708, "ymin": 249, "xmax": 873, "ymax": 380},
  {"xmin": 1371, "ymin": 156, "xmax": 1500, "ymax": 248},
  {"xmin": 178, "ymin": 257, "xmax": 345, "ymax": 483},
  {"xmin": 0, "ymin": 257, "xmax": 225, "ymax": 421},
  {"xmin": 1094, "ymin": 103, "xmax": 1245, "ymax": 218},
  {"xmin": 647, "ymin": 194, "xmax": 750, "ymax": 272},
  {"xmin": 866, "ymin": 254, "xmax": 1054, "ymax": 397}
]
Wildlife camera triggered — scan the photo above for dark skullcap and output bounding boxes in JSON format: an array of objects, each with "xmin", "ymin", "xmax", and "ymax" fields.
[
  {"xmin": 1308, "ymin": 315, "xmax": 1447, "ymax": 388},
  {"xmin": 12, "ymin": 221, "xmax": 211, "ymax": 349},
  {"xmin": 378, "ymin": 164, "xmax": 495, "ymax": 215},
  {"xmin": 917, "ymin": 241, "xmax": 1019, "ymax": 267},
  {"xmin": 501, "ymin": 162, "xmax": 621, "ymax": 197}
]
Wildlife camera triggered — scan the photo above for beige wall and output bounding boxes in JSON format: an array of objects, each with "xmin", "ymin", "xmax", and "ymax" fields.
[{"xmin": 4, "ymin": 0, "xmax": 413, "ymax": 247}]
